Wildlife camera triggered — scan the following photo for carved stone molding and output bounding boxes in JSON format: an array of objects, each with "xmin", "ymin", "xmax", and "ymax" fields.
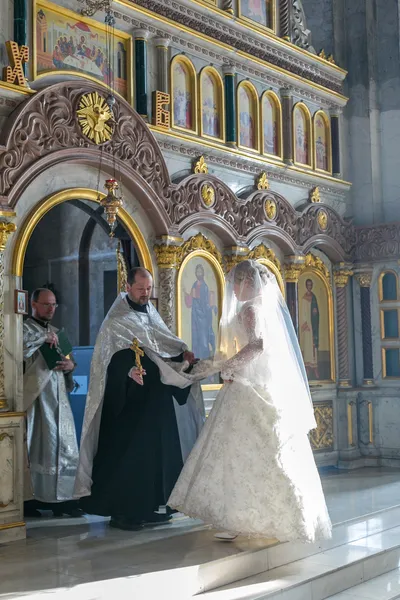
[
  {"xmin": 104, "ymin": 0, "xmax": 343, "ymax": 94},
  {"xmin": 291, "ymin": 0, "xmax": 315, "ymax": 53},
  {"xmin": 355, "ymin": 223, "xmax": 400, "ymax": 263},
  {"xmin": 0, "ymin": 82, "xmax": 355, "ymax": 262}
]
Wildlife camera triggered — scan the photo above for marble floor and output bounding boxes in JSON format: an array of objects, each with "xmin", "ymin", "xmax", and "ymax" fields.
[{"xmin": 1, "ymin": 468, "xmax": 400, "ymax": 599}]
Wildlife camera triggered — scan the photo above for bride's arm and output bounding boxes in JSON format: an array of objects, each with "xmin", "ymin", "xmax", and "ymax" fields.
[{"xmin": 221, "ymin": 305, "xmax": 263, "ymax": 381}]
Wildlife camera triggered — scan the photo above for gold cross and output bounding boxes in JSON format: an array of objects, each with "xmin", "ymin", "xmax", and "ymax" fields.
[{"xmin": 130, "ymin": 338, "xmax": 144, "ymax": 374}]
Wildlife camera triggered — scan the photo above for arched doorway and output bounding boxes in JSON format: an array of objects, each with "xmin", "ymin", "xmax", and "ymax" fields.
[{"xmin": 12, "ymin": 187, "xmax": 153, "ymax": 442}]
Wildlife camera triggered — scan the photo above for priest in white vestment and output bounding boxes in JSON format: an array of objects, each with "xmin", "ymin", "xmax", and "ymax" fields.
[
  {"xmin": 23, "ymin": 288, "xmax": 81, "ymax": 517},
  {"xmin": 76, "ymin": 267, "xmax": 205, "ymax": 530}
]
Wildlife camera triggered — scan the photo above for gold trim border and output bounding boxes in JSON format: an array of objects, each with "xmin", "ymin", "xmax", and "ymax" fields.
[
  {"xmin": 0, "ymin": 521, "xmax": 25, "ymax": 531},
  {"xmin": 237, "ymin": 80, "xmax": 260, "ymax": 153},
  {"xmin": 176, "ymin": 249, "xmax": 225, "ymax": 393},
  {"xmin": 33, "ymin": 0, "xmax": 134, "ymax": 105},
  {"xmin": 260, "ymin": 90, "xmax": 283, "ymax": 160},
  {"xmin": 378, "ymin": 270, "xmax": 399, "ymax": 303},
  {"xmin": 198, "ymin": 66, "xmax": 226, "ymax": 143},
  {"xmin": 313, "ymin": 110, "xmax": 333, "ymax": 176},
  {"xmin": 0, "ymin": 412, "xmax": 25, "ymax": 418},
  {"xmin": 11, "ymin": 188, "xmax": 153, "ymax": 276},
  {"xmin": 170, "ymin": 55, "xmax": 198, "ymax": 135},
  {"xmin": 292, "ymin": 102, "xmax": 313, "ymax": 169}
]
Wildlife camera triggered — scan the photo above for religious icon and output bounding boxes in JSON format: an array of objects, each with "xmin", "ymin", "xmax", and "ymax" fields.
[
  {"xmin": 172, "ymin": 60, "xmax": 193, "ymax": 130},
  {"xmin": 201, "ymin": 71, "xmax": 220, "ymax": 139},
  {"xmin": 262, "ymin": 94, "xmax": 279, "ymax": 155},
  {"xmin": 35, "ymin": 1, "xmax": 131, "ymax": 100},
  {"xmin": 298, "ymin": 273, "xmax": 332, "ymax": 381},
  {"xmin": 15, "ymin": 289, "xmax": 28, "ymax": 315},
  {"xmin": 294, "ymin": 107, "xmax": 309, "ymax": 165},
  {"xmin": 315, "ymin": 113, "xmax": 328, "ymax": 171},
  {"xmin": 179, "ymin": 256, "xmax": 222, "ymax": 386},
  {"xmin": 239, "ymin": 85, "xmax": 256, "ymax": 149},
  {"xmin": 240, "ymin": 0, "xmax": 271, "ymax": 28}
]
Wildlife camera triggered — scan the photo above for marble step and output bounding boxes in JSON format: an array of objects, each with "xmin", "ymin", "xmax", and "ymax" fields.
[
  {"xmin": 326, "ymin": 567, "xmax": 400, "ymax": 600},
  {"xmin": 199, "ymin": 524, "xmax": 400, "ymax": 600}
]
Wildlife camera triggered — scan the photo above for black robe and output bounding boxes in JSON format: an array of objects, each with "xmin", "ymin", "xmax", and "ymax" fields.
[{"xmin": 81, "ymin": 304, "xmax": 191, "ymax": 520}]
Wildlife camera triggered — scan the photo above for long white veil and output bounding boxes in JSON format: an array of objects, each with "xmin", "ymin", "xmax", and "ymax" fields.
[{"xmin": 217, "ymin": 260, "xmax": 317, "ymax": 437}]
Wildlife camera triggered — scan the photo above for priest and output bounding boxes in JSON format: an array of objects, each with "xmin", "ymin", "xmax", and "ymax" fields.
[
  {"xmin": 77, "ymin": 267, "xmax": 205, "ymax": 530},
  {"xmin": 23, "ymin": 288, "xmax": 81, "ymax": 518}
]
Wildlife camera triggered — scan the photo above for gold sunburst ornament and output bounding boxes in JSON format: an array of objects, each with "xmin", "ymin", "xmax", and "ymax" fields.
[{"xmin": 77, "ymin": 91, "xmax": 113, "ymax": 144}]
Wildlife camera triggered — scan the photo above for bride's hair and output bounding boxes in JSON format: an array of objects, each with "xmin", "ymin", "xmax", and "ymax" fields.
[{"xmin": 233, "ymin": 260, "xmax": 271, "ymax": 286}]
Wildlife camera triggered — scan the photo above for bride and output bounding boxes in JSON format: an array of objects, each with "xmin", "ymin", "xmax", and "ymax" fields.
[{"xmin": 168, "ymin": 260, "xmax": 332, "ymax": 542}]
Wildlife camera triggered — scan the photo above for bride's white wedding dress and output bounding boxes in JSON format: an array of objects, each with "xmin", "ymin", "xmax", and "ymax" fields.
[{"xmin": 169, "ymin": 263, "xmax": 332, "ymax": 542}]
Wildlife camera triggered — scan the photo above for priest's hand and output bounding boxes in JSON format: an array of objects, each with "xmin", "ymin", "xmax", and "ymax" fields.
[
  {"xmin": 54, "ymin": 357, "xmax": 74, "ymax": 372},
  {"xmin": 46, "ymin": 331, "xmax": 59, "ymax": 348},
  {"xmin": 128, "ymin": 367, "xmax": 146, "ymax": 385},
  {"xmin": 183, "ymin": 351, "xmax": 196, "ymax": 365}
]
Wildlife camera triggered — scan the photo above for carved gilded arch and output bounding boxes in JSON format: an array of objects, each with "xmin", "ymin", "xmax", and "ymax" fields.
[{"xmin": 0, "ymin": 80, "xmax": 355, "ymax": 262}]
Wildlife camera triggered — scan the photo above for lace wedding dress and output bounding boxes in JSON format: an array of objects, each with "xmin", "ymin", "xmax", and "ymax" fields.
[{"xmin": 169, "ymin": 261, "xmax": 332, "ymax": 542}]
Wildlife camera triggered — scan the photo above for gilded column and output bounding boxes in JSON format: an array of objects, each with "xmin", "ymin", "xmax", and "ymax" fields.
[
  {"xmin": 284, "ymin": 255, "xmax": 305, "ymax": 334},
  {"xmin": 0, "ymin": 217, "xmax": 17, "ymax": 412},
  {"xmin": 334, "ymin": 263, "xmax": 353, "ymax": 388},
  {"xmin": 223, "ymin": 65, "xmax": 236, "ymax": 147},
  {"xmin": 330, "ymin": 108, "xmax": 341, "ymax": 178},
  {"xmin": 355, "ymin": 271, "xmax": 374, "ymax": 386},
  {"xmin": 153, "ymin": 37, "xmax": 170, "ymax": 94},
  {"xmin": 154, "ymin": 237, "xmax": 183, "ymax": 333},
  {"xmin": 279, "ymin": 0, "xmax": 291, "ymax": 40},
  {"xmin": 134, "ymin": 29, "xmax": 150, "ymax": 119},
  {"xmin": 281, "ymin": 88, "xmax": 294, "ymax": 164}
]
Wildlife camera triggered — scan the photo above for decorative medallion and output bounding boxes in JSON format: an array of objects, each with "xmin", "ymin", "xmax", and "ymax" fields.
[
  {"xmin": 309, "ymin": 186, "xmax": 320, "ymax": 203},
  {"xmin": 355, "ymin": 272, "xmax": 372, "ymax": 288},
  {"xmin": 193, "ymin": 156, "xmax": 208, "ymax": 174},
  {"xmin": 317, "ymin": 209, "xmax": 328, "ymax": 231},
  {"xmin": 201, "ymin": 184, "xmax": 215, "ymax": 208},
  {"xmin": 77, "ymin": 91, "xmax": 113, "ymax": 144},
  {"xmin": 265, "ymin": 198, "xmax": 277, "ymax": 221},
  {"xmin": 257, "ymin": 172, "xmax": 270, "ymax": 190}
]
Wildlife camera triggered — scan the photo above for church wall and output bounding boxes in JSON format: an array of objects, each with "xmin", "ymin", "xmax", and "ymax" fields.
[{"xmin": 0, "ymin": 0, "xmax": 13, "ymax": 73}]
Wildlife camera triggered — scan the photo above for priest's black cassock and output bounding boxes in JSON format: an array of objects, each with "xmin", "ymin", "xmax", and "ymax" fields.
[
  {"xmin": 82, "ymin": 303, "xmax": 190, "ymax": 520},
  {"xmin": 76, "ymin": 294, "xmax": 204, "ymax": 527}
]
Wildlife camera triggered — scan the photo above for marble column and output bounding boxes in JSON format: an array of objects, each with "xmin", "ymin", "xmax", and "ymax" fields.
[
  {"xmin": 223, "ymin": 65, "xmax": 236, "ymax": 147},
  {"xmin": 134, "ymin": 29, "xmax": 150, "ymax": 119},
  {"xmin": 355, "ymin": 272, "xmax": 374, "ymax": 386},
  {"xmin": 153, "ymin": 237, "xmax": 183, "ymax": 333},
  {"xmin": 0, "ymin": 217, "xmax": 17, "ymax": 412},
  {"xmin": 334, "ymin": 263, "xmax": 353, "ymax": 388},
  {"xmin": 330, "ymin": 108, "xmax": 341, "ymax": 178},
  {"xmin": 281, "ymin": 88, "xmax": 294, "ymax": 164},
  {"xmin": 283, "ymin": 255, "xmax": 305, "ymax": 334},
  {"xmin": 153, "ymin": 37, "xmax": 170, "ymax": 93},
  {"xmin": 279, "ymin": 0, "xmax": 292, "ymax": 40}
]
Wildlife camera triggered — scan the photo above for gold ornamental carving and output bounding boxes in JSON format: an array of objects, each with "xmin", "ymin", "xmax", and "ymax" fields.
[
  {"xmin": 309, "ymin": 403, "xmax": 334, "ymax": 451},
  {"xmin": 154, "ymin": 243, "xmax": 182, "ymax": 269},
  {"xmin": 265, "ymin": 199, "xmax": 277, "ymax": 221},
  {"xmin": 355, "ymin": 272, "xmax": 372, "ymax": 288},
  {"xmin": 334, "ymin": 263, "xmax": 353, "ymax": 288},
  {"xmin": 3, "ymin": 41, "xmax": 29, "ymax": 88},
  {"xmin": 248, "ymin": 243, "xmax": 281, "ymax": 272},
  {"xmin": 77, "ymin": 91, "xmax": 113, "ymax": 144},
  {"xmin": 304, "ymin": 253, "xmax": 330, "ymax": 281},
  {"xmin": 152, "ymin": 91, "xmax": 170, "ymax": 129},
  {"xmin": 0, "ymin": 221, "xmax": 16, "ymax": 251},
  {"xmin": 309, "ymin": 186, "xmax": 321, "ymax": 203},
  {"xmin": 327, "ymin": 54, "xmax": 336, "ymax": 64},
  {"xmin": 180, "ymin": 233, "xmax": 222, "ymax": 267},
  {"xmin": 201, "ymin": 184, "xmax": 215, "ymax": 208},
  {"xmin": 284, "ymin": 263, "xmax": 305, "ymax": 283},
  {"xmin": 318, "ymin": 49, "xmax": 327, "ymax": 60},
  {"xmin": 317, "ymin": 209, "xmax": 328, "ymax": 231},
  {"xmin": 193, "ymin": 156, "xmax": 208, "ymax": 174},
  {"xmin": 117, "ymin": 242, "xmax": 128, "ymax": 293},
  {"xmin": 257, "ymin": 172, "xmax": 270, "ymax": 190}
]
